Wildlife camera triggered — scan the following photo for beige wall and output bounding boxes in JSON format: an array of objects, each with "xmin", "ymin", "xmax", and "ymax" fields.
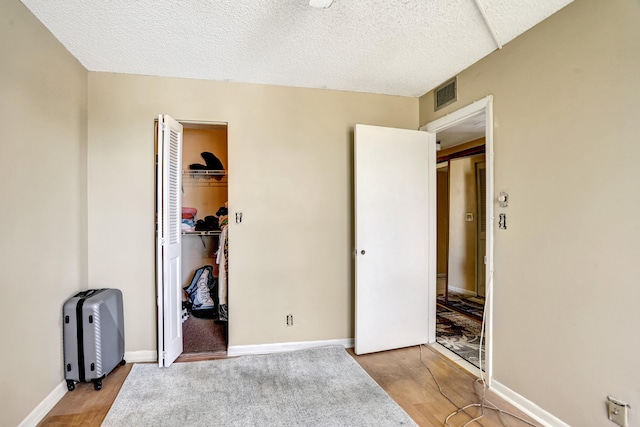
[
  {"xmin": 447, "ymin": 154, "xmax": 484, "ymax": 294},
  {"xmin": 0, "ymin": 1, "xmax": 88, "ymax": 426},
  {"xmin": 420, "ymin": 0, "xmax": 640, "ymax": 425},
  {"xmin": 437, "ymin": 137, "xmax": 485, "ymax": 159},
  {"xmin": 87, "ymin": 73, "xmax": 418, "ymax": 352}
]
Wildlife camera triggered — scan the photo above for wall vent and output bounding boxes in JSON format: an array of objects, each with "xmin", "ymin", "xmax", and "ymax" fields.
[{"xmin": 434, "ymin": 77, "xmax": 457, "ymax": 111}]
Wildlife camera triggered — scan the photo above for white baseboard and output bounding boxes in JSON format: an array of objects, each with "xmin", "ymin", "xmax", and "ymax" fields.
[
  {"xmin": 18, "ymin": 381, "xmax": 67, "ymax": 427},
  {"xmin": 228, "ymin": 338, "xmax": 354, "ymax": 357},
  {"xmin": 126, "ymin": 340, "xmax": 356, "ymax": 360},
  {"xmin": 124, "ymin": 350, "xmax": 157, "ymax": 363},
  {"xmin": 19, "ymin": 351, "xmax": 154, "ymax": 427},
  {"xmin": 490, "ymin": 380, "xmax": 570, "ymax": 427},
  {"xmin": 21, "ymin": 342, "xmax": 351, "ymax": 426},
  {"xmin": 447, "ymin": 286, "xmax": 476, "ymax": 296}
]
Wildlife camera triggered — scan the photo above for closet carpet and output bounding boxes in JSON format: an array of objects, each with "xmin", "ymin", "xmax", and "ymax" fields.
[{"xmin": 182, "ymin": 316, "xmax": 227, "ymax": 353}]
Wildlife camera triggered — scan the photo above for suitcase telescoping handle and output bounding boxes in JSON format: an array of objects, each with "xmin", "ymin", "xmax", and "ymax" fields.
[{"xmin": 73, "ymin": 288, "xmax": 107, "ymax": 299}]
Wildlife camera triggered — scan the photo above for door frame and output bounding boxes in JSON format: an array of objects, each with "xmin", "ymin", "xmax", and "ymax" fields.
[
  {"xmin": 420, "ymin": 95, "xmax": 495, "ymax": 384},
  {"xmin": 155, "ymin": 118, "xmax": 230, "ymax": 365}
]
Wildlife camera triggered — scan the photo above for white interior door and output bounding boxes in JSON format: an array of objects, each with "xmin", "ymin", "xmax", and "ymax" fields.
[
  {"xmin": 354, "ymin": 124, "xmax": 436, "ymax": 355},
  {"xmin": 156, "ymin": 114, "xmax": 183, "ymax": 367}
]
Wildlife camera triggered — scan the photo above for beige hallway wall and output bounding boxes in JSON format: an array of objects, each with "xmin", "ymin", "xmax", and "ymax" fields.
[
  {"xmin": 87, "ymin": 73, "xmax": 418, "ymax": 353},
  {"xmin": 0, "ymin": 1, "xmax": 88, "ymax": 425},
  {"xmin": 447, "ymin": 154, "xmax": 484, "ymax": 294},
  {"xmin": 420, "ymin": 0, "xmax": 640, "ymax": 425}
]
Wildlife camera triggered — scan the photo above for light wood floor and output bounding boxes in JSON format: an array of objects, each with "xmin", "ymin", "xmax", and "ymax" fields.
[
  {"xmin": 350, "ymin": 345, "xmax": 539, "ymax": 426},
  {"xmin": 38, "ymin": 345, "xmax": 539, "ymax": 427}
]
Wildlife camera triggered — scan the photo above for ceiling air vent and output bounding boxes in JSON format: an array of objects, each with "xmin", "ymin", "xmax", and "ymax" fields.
[{"xmin": 434, "ymin": 77, "xmax": 457, "ymax": 111}]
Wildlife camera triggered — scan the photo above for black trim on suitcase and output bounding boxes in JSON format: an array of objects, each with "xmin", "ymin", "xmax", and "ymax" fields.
[{"xmin": 76, "ymin": 298, "xmax": 86, "ymax": 382}]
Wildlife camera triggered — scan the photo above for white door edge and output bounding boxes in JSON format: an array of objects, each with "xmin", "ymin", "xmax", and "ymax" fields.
[
  {"xmin": 420, "ymin": 95, "xmax": 495, "ymax": 385},
  {"xmin": 156, "ymin": 115, "xmax": 164, "ymax": 367}
]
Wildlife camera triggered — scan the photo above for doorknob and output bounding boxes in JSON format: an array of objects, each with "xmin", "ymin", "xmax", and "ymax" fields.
[{"xmin": 361, "ymin": 250, "xmax": 366, "ymax": 255}]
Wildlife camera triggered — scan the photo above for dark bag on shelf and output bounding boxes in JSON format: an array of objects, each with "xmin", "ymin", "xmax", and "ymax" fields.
[
  {"xmin": 189, "ymin": 163, "xmax": 207, "ymax": 170},
  {"xmin": 204, "ymin": 216, "xmax": 219, "ymax": 230},
  {"xmin": 200, "ymin": 152, "xmax": 224, "ymax": 171}
]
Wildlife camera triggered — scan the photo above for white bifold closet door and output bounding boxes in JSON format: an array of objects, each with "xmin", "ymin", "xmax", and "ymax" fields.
[
  {"xmin": 156, "ymin": 114, "xmax": 183, "ymax": 367},
  {"xmin": 354, "ymin": 124, "xmax": 436, "ymax": 355}
]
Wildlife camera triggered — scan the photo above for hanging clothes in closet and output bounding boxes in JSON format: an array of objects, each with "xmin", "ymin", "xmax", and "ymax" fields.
[{"xmin": 216, "ymin": 204, "xmax": 229, "ymax": 322}]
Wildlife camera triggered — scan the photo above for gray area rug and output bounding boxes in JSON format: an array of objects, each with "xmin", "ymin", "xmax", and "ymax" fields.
[{"xmin": 102, "ymin": 346, "xmax": 416, "ymax": 427}]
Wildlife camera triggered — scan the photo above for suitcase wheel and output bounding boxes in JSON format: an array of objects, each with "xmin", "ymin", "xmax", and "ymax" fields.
[
  {"xmin": 66, "ymin": 380, "xmax": 75, "ymax": 391},
  {"xmin": 120, "ymin": 359, "xmax": 126, "ymax": 366},
  {"xmin": 93, "ymin": 379, "xmax": 102, "ymax": 391}
]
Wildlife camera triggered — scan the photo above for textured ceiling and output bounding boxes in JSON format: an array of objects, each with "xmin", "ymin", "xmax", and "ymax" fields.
[{"xmin": 21, "ymin": 0, "xmax": 572, "ymax": 97}]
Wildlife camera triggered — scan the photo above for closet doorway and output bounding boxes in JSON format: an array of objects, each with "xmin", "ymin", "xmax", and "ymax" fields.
[
  {"xmin": 438, "ymin": 147, "xmax": 485, "ymax": 303},
  {"xmin": 155, "ymin": 117, "xmax": 229, "ymax": 366},
  {"xmin": 435, "ymin": 147, "xmax": 486, "ymax": 370}
]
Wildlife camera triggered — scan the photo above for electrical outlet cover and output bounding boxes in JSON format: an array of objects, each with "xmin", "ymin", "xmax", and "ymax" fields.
[{"xmin": 607, "ymin": 397, "xmax": 629, "ymax": 427}]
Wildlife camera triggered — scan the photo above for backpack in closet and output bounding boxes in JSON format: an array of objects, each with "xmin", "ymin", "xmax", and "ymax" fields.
[{"xmin": 183, "ymin": 265, "xmax": 216, "ymax": 319}]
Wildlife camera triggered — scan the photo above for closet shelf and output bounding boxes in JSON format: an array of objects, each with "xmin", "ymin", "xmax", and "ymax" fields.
[
  {"xmin": 182, "ymin": 170, "xmax": 227, "ymax": 186},
  {"xmin": 182, "ymin": 230, "xmax": 221, "ymax": 236}
]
